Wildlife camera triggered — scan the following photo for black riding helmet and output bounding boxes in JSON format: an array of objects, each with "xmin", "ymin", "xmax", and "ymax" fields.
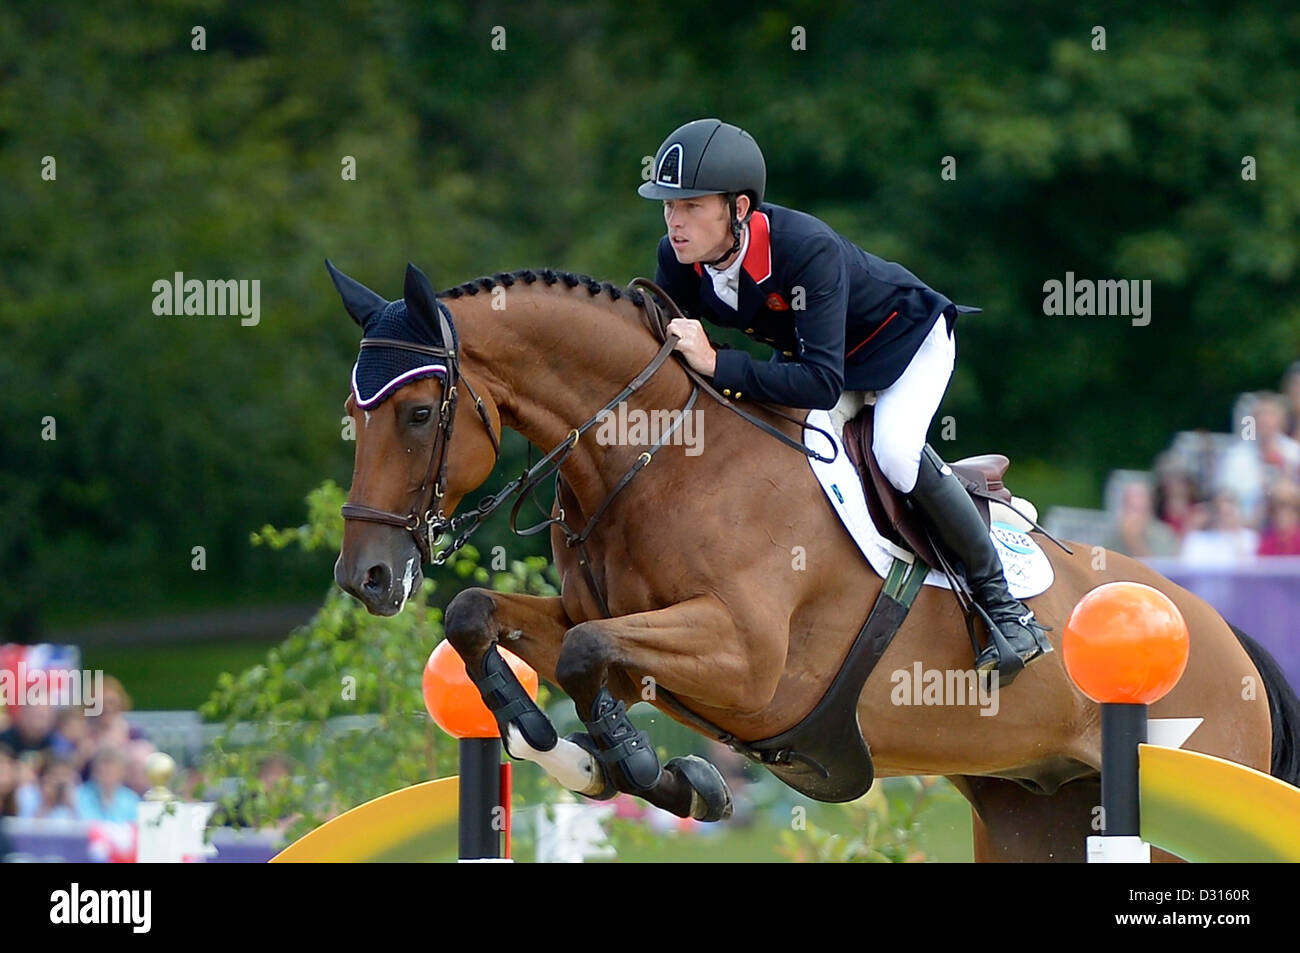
[{"xmin": 638, "ymin": 118, "xmax": 766, "ymax": 267}]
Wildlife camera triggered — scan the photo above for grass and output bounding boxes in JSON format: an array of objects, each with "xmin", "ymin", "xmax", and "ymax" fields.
[
  {"xmin": 509, "ymin": 757, "xmax": 975, "ymax": 863},
  {"xmin": 607, "ymin": 780, "xmax": 974, "ymax": 863},
  {"xmin": 82, "ymin": 641, "xmax": 275, "ymax": 711}
]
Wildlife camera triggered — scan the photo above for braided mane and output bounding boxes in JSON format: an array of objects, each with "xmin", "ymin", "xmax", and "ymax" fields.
[{"xmin": 437, "ymin": 269, "xmax": 648, "ymax": 309}]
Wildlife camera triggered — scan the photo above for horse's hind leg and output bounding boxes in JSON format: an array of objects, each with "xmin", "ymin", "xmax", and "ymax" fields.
[
  {"xmin": 952, "ymin": 775, "xmax": 1187, "ymax": 863},
  {"xmin": 554, "ymin": 596, "xmax": 752, "ymax": 822},
  {"xmin": 949, "ymin": 775, "xmax": 1098, "ymax": 862},
  {"xmin": 443, "ymin": 588, "xmax": 613, "ymax": 799}
]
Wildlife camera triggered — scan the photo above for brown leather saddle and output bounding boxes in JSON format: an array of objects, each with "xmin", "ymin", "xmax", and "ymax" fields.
[{"xmin": 841, "ymin": 404, "xmax": 1014, "ymax": 567}]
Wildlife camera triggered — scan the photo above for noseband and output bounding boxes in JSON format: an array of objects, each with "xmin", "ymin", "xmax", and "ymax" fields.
[{"xmin": 340, "ymin": 302, "xmax": 500, "ymax": 563}]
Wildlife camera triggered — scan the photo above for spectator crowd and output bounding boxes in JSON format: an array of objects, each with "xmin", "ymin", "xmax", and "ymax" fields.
[
  {"xmin": 0, "ymin": 676, "xmax": 157, "ymax": 849},
  {"xmin": 1104, "ymin": 362, "xmax": 1300, "ymax": 564}
]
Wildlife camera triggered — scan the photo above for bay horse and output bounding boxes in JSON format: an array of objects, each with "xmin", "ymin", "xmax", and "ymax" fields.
[{"xmin": 330, "ymin": 261, "xmax": 1300, "ymax": 862}]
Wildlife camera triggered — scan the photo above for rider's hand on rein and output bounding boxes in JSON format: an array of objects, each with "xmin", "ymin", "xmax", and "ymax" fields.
[{"xmin": 666, "ymin": 317, "xmax": 717, "ymax": 376}]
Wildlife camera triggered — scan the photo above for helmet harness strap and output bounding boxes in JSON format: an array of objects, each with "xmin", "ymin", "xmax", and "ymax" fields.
[{"xmin": 702, "ymin": 192, "xmax": 745, "ymax": 268}]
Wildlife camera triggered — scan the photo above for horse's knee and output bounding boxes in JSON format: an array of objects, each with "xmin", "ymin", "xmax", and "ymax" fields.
[
  {"xmin": 443, "ymin": 588, "xmax": 497, "ymax": 657},
  {"xmin": 554, "ymin": 623, "xmax": 612, "ymax": 696}
]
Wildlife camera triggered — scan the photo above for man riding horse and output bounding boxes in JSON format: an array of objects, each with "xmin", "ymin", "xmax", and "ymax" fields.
[
  {"xmin": 327, "ymin": 123, "xmax": 1296, "ymax": 848},
  {"xmin": 641, "ymin": 117, "xmax": 1049, "ymax": 679}
]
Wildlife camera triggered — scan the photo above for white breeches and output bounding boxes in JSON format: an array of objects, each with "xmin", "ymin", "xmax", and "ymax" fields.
[{"xmin": 829, "ymin": 315, "xmax": 956, "ymax": 494}]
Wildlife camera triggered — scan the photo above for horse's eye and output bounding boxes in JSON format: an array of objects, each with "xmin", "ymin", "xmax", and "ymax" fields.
[{"xmin": 411, "ymin": 408, "xmax": 432, "ymax": 425}]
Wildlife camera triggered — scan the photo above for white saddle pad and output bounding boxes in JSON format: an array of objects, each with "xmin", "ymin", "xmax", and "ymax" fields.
[{"xmin": 802, "ymin": 409, "xmax": 1054, "ymax": 600}]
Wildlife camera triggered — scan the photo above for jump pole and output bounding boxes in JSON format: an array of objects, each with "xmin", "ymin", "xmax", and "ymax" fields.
[
  {"xmin": 1062, "ymin": 581, "xmax": 1190, "ymax": 864},
  {"xmin": 423, "ymin": 640, "xmax": 539, "ymax": 862}
]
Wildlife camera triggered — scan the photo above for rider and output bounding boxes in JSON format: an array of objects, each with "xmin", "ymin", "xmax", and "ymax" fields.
[{"xmin": 638, "ymin": 117, "xmax": 1050, "ymax": 677}]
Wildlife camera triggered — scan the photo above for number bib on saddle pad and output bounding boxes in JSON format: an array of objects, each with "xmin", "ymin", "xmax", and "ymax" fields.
[{"xmin": 801, "ymin": 408, "xmax": 1055, "ymax": 599}]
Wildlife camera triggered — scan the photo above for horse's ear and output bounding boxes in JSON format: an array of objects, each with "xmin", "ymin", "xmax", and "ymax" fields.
[
  {"xmin": 325, "ymin": 259, "xmax": 386, "ymax": 328},
  {"xmin": 403, "ymin": 262, "xmax": 439, "ymax": 326}
]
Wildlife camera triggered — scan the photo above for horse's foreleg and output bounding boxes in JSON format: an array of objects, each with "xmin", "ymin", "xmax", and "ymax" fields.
[
  {"xmin": 442, "ymin": 588, "xmax": 612, "ymax": 799},
  {"xmin": 554, "ymin": 596, "xmax": 748, "ymax": 822}
]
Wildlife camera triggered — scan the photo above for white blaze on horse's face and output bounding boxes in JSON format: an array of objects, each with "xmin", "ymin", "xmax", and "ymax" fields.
[
  {"xmin": 390, "ymin": 556, "xmax": 419, "ymax": 612},
  {"xmin": 401, "ymin": 556, "xmax": 416, "ymax": 602}
]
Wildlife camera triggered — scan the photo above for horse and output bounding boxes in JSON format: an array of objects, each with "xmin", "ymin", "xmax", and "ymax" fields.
[{"xmin": 330, "ymin": 261, "xmax": 1300, "ymax": 862}]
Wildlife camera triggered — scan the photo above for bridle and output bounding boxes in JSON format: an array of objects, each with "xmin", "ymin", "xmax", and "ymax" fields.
[
  {"xmin": 340, "ymin": 302, "xmax": 501, "ymax": 563},
  {"xmin": 339, "ymin": 281, "xmax": 836, "ymax": 578}
]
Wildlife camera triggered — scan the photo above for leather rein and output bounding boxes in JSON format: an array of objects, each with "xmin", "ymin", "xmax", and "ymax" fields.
[{"xmin": 339, "ymin": 279, "xmax": 837, "ymax": 591}]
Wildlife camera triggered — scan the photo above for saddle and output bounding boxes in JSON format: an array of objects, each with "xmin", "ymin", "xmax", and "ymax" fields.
[{"xmin": 841, "ymin": 405, "xmax": 1013, "ymax": 566}]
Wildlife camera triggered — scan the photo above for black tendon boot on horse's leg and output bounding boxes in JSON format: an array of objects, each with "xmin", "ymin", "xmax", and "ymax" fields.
[
  {"xmin": 472, "ymin": 644, "xmax": 558, "ymax": 753},
  {"xmin": 585, "ymin": 686, "xmax": 662, "ymax": 791},
  {"xmin": 558, "ymin": 619, "xmax": 733, "ymax": 821},
  {"xmin": 581, "ymin": 686, "xmax": 734, "ymax": 822},
  {"xmin": 909, "ymin": 446, "xmax": 1053, "ymax": 685},
  {"xmin": 475, "ymin": 647, "xmax": 621, "ymax": 801}
]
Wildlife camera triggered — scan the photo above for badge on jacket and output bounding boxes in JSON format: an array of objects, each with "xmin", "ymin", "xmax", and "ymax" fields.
[{"xmin": 765, "ymin": 292, "xmax": 790, "ymax": 311}]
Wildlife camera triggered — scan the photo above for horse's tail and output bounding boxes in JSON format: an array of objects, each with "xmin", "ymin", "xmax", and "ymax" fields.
[{"xmin": 1231, "ymin": 624, "xmax": 1300, "ymax": 787}]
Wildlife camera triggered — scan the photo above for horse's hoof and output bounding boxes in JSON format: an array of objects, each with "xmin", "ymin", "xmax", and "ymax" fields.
[
  {"xmin": 564, "ymin": 732, "xmax": 618, "ymax": 801},
  {"xmin": 666, "ymin": 755, "xmax": 733, "ymax": 822}
]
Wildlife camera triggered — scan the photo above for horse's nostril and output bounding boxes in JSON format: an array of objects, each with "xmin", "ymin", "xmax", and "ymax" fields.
[{"xmin": 363, "ymin": 563, "xmax": 391, "ymax": 595}]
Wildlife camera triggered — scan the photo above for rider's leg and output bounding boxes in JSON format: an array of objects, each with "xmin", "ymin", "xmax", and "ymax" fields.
[
  {"xmin": 871, "ymin": 314, "xmax": 954, "ymax": 495},
  {"xmin": 872, "ymin": 314, "xmax": 1050, "ymax": 679}
]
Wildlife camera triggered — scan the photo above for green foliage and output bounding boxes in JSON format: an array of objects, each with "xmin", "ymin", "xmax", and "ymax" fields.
[
  {"xmin": 250, "ymin": 480, "xmax": 349, "ymax": 554},
  {"xmin": 199, "ymin": 479, "xmax": 557, "ymax": 842},
  {"xmin": 778, "ymin": 776, "xmax": 963, "ymax": 863},
  {"xmin": 4, "ymin": 2, "xmax": 1299, "ymax": 636}
]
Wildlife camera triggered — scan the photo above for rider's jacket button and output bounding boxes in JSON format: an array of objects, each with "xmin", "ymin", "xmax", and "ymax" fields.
[
  {"xmin": 744, "ymin": 327, "xmax": 754, "ymax": 334},
  {"xmin": 735, "ymin": 392, "xmax": 742, "ymax": 399},
  {"xmin": 722, "ymin": 388, "xmax": 732, "ymax": 396},
  {"xmin": 783, "ymin": 350, "xmax": 793, "ymax": 357}
]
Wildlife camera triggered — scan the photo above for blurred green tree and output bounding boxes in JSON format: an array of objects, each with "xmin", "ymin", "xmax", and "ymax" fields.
[{"xmin": 2, "ymin": 1, "xmax": 1296, "ymax": 636}]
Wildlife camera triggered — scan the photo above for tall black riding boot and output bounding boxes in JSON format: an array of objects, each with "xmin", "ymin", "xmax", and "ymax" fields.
[{"xmin": 909, "ymin": 445, "xmax": 1052, "ymax": 684}]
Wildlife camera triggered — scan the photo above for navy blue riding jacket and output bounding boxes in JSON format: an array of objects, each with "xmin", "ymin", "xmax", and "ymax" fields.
[{"xmin": 654, "ymin": 202, "xmax": 979, "ymax": 409}]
